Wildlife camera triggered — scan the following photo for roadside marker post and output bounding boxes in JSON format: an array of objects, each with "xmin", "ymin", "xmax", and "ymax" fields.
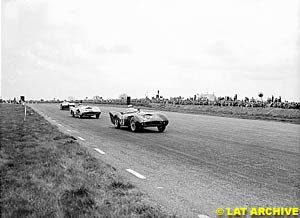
[
  {"xmin": 24, "ymin": 102, "xmax": 27, "ymax": 121},
  {"xmin": 20, "ymin": 96, "xmax": 26, "ymax": 121}
]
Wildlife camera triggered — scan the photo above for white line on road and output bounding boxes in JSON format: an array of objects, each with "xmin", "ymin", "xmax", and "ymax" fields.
[
  {"xmin": 78, "ymin": 136, "xmax": 85, "ymax": 141},
  {"xmin": 52, "ymin": 120, "xmax": 56, "ymax": 122},
  {"xmin": 126, "ymin": 169, "xmax": 146, "ymax": 179},
  {"xmin": 57, "ymin": 124, "xmax": 63, "ymax": 127},
  {"xmin": 67, "ymin": 129, "xmax": 72, "ymax": 132},
  {"xmin": 198, "ymin": 215, "xmax": 210, "ymax": 218},
  {"xmin": 94, "ymin": 148, "xmax": 105, "ymax": 155}
]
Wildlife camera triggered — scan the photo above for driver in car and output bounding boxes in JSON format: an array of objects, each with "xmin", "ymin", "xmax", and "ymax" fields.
[{"xmin": 124, "ymin": 105, "xmax": 139, "ymax": 113}]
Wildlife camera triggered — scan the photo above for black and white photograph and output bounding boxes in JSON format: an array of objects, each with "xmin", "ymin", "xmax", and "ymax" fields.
[{"xmin": 1, "ymin": 0, "xmax": 299, "ymax": 217}]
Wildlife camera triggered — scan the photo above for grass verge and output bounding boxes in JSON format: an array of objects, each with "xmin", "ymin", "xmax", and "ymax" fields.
[
  {"xmin": 0, "ymin": 104, "xmax": 177, "ymax": 218},
  {"xmin": 97, "ymin": 103, "xmax": 300, "ymax": 124}
]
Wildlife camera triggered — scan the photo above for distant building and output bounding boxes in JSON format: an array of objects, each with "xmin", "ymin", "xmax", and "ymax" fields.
[{"xmin": 198, "ymin": 93, "xmax": 216, "ymax": 101}]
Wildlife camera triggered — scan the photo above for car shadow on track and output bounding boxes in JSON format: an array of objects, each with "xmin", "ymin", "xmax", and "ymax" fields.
[
  {"xmin": 68, "ymin": 116, "xmax": 99, "ymax": 119},
  {"xmin": 109, "ymin": 126, "xmax": 163, "ymax": 134}
]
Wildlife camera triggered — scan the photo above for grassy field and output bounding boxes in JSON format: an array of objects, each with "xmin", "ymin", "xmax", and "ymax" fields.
[
  {"xmin": 0, "ymin": 104, "xmax": 177, "ymax": 218},
  {"xmin": 97, "ymin": 102, "xmax": 300, "ymax": 124},
  {"xmin": 152, "ymin": 104, "xmax": 300, "ymax": 124}
]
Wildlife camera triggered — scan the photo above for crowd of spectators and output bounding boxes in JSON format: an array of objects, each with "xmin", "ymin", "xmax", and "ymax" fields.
[
  {"xmin": 125, "ymin": 95, "xmax": 300, "ymax": 109},
  {"xmin": 171, "ymin": 96, "xmax": 300, "ymax": 109}
]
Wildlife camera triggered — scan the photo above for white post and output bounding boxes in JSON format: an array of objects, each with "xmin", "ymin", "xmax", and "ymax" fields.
[{"xmin": 24, "ymin": 102, "xmax": 27, "ymax": 121}]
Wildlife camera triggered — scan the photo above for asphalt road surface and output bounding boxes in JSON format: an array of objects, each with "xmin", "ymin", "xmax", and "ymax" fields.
[{"xmin": 30, "ymin": 103, "xmax": 300, "ymax": 218}]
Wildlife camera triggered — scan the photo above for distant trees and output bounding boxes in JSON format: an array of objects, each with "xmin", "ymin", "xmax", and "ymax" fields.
[
  {"xmin": 68, "ymin": 96, "xmax": 75, "ymax": 101},
  {"xmin": 119, "ymin": 93, "xmax": 128, "ymax": 100},
  {"xmin": 267, "ymin": 97, "xmax": 272, "ymax": 103},
  {"xmin": 93, "ymin": 96, "xmax": 103, "ymax": 102},
  {"xmin": 258, "ymin": 92, "xmax": 263, "ymax": 101},
  {"xmin": 234, "ymin": 94, "xmax": 237, "ymax": 101}
]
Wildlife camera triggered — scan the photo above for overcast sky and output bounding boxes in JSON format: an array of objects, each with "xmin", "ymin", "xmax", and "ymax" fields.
[{"xmin": 1, "ymin": 0, "xmax": 300, "ymax": 101}]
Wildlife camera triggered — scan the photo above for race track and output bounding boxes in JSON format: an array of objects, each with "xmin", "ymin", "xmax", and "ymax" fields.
[{"xmin": 30, "ymin": 103, "xmax": 300, "ymax": 218}]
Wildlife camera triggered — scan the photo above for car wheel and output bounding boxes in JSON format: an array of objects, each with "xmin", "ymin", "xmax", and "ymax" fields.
[
  {"xmin": 114, "ymin": 117, "xmax": 121, "ymax": 129},
  {"xmin": 157, "ymin": 125, "xmax": 166, "ymax": 133},
  {"xmin": 96, "ymin": 113, "xmax": 100, "ymax": 119},
  {"xmin": 130, "ymin": 118, "xmax": 138, "ymax": 132},
  {"xmin": 76, "ymin": 110, "xmax": 81, "ymax": 118}
]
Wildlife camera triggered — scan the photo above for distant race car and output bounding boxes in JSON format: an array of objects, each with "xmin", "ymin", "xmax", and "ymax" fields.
[
  {"xmin": 109, "ymin": 106, "xmax": 169, "ymax": 132},
  {"xmin": 60, "ymin": 101, "xmax": 75, "ymax": 110},
  {"xmin": 70, "ymin": 104, "xmax": 101, "ymax": 119}
]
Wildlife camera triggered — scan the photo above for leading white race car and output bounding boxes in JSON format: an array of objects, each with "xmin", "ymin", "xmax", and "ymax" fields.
[{"xmin": 70, "ymin": 104, "xmax": 101, "ymax": 119}]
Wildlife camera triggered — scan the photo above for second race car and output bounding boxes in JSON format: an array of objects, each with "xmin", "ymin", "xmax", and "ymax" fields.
[{"xmin": 70, "ymin": 104, "xmax": 101, "ymax": 119}]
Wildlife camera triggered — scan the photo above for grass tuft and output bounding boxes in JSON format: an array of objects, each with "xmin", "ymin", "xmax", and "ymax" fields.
[
  {"xmin": 64, "ymin": 139, "xmax": 76, "ymax": 145},
  {"xmin": 54, "ymin": 134, "xmax": 77, "ymax": 141},
  {"xmin": 109, "ymin": 181, "xmax": 135, "ymax": 190},
  {"xmin": 60, "ymin": 186, "xmax": 96, "ymax": 218}
]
